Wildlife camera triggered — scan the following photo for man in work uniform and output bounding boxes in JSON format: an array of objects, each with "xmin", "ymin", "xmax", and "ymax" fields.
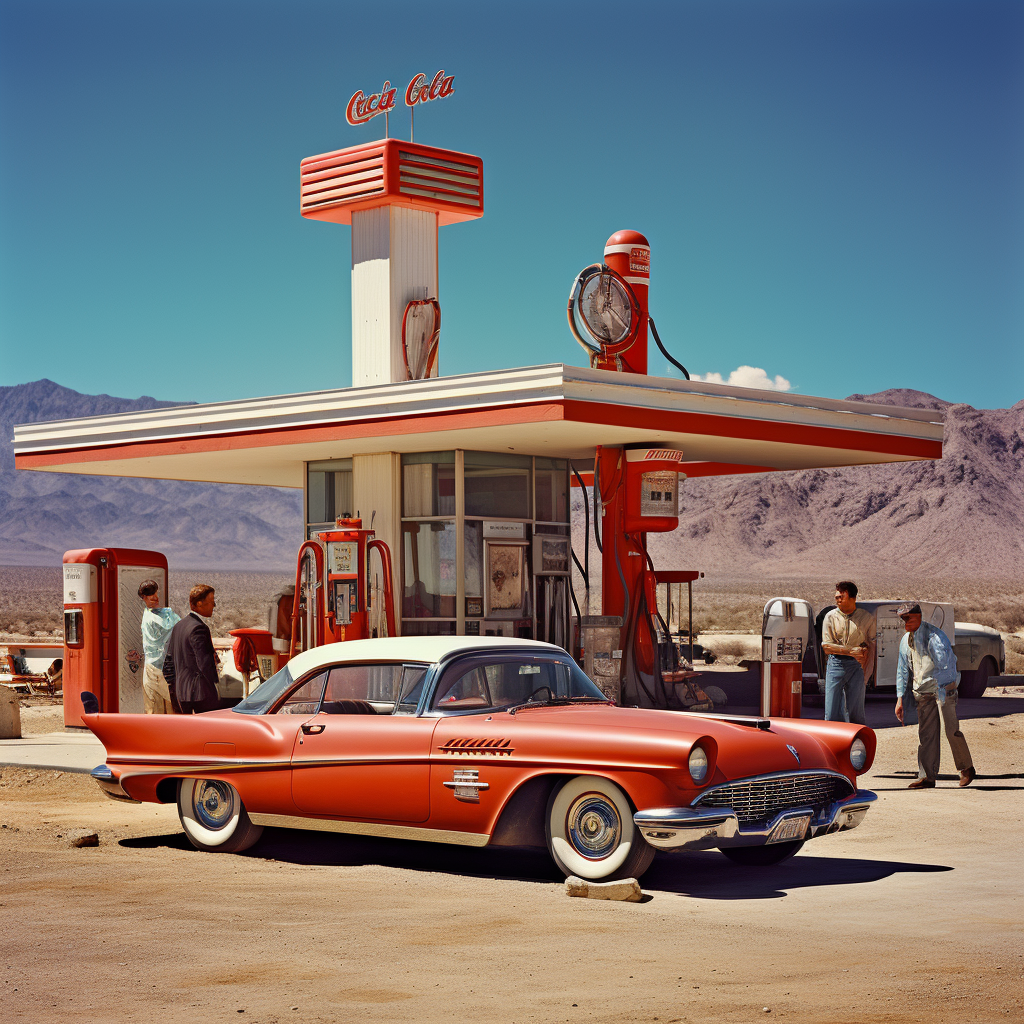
[
  {"xmin": 820, "ymin": 580, "xmax": 875, "ymax": 724},
  {"xmin": 138, "ymin": 579, "xmax": 180, "ymax": 714},
  {"xmin": 163, "ymin": 584, "xmax": 220, "ymax": 714},
  {"xmin": 894, "ymin": 603, "xmax": 976, "ymax": 789}
]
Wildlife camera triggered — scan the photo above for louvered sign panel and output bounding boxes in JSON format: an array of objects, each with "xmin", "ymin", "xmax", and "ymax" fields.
[
  {"xmin": 301, "ymin": 140, "xmax": 483, "ymax": 225},
  {"xmin": 397, "ymin": 149, "xmax": 482, "ymax": 215}
]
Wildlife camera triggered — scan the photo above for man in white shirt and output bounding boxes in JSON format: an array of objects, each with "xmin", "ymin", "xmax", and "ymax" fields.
[
  {"xmin": 820, "ymin": 580, "xmax": 875, "ymax": 725},
  {"xmin": 139, "ymin": 579, "xmax": 180, "ymax": 714}
]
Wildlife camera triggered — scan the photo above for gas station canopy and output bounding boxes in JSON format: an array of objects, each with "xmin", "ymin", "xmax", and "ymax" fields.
[{"xmin": 12, "ymin": 363, "xmax": 943, "ymax": 487}]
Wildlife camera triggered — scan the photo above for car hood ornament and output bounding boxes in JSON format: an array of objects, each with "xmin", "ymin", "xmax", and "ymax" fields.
[{"xmin": 787, "ymin": 744, "xmax": 801, "ymax": 764}]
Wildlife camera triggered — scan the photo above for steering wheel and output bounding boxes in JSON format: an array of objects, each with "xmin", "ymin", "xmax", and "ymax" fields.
[{"xmin": 527, "ymin": 685, "xmax": 553, "ymax": 702}]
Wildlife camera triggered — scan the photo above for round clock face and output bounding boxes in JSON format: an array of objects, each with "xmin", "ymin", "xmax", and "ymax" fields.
[{"xmin": 579, "ymin": 271, "xmax": 634, "ymax": 344}]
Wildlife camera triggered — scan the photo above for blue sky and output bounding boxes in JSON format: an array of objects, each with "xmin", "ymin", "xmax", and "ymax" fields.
[{"xmin": 1, "ymin": 0, "xmax": 1021, "ymax": 410}]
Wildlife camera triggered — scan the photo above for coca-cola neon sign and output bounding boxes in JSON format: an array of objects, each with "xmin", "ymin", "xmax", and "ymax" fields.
[
  {"xmin": 346, "ymin": 81, "xmax": 397, "ymax": 126},
  {"xmin": 346, "ymin": 71, "xmax": 455, "ymax": 127},
  {"xmin": 405, "ymin": 70, "xmax": 455, "ymax": 108}
]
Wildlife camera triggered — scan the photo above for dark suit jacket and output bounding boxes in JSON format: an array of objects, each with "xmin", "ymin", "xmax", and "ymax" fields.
[{"xmin": 163, "ymin": 612, "xmax": 219, "ymax": 705}]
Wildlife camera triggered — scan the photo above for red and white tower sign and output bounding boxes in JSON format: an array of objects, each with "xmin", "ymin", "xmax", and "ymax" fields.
[{"xmin": 301, "ymin": 138, "xmax": 482, "ymax": 386}]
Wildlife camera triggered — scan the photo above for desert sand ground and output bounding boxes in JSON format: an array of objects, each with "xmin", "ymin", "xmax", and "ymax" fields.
[{"xmin": 1, "ymin": 703, "xmax": 1022, "ymax": 1024}]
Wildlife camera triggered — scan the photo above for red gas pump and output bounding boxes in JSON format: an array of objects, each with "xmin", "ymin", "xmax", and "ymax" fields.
[
  {"xmin": 289, "ymin": 518, "xmax": 397, "ymax": 657},
  {"xmin": 62, "ymin": 548, "xmax": 168, "ymax": 727},
  {"xmin": 585, "ymin": 445, "xmax": 698, "ymax": 707},
  {"xmin": 569, "ymin": 229, "xmax": 702, "ymax": 709},
  {"xmin": 761, "ymin": 598, "xmax": 811, "ymax": 718},
  {"xmin": 567, "ymin": 230, "xmax": 689, "ymax": 379}
]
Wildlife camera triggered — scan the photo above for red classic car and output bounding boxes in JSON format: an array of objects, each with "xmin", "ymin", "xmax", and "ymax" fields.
[{"xmin": 86, "ymin": 636, "xmax": 877, "ymax": 881}]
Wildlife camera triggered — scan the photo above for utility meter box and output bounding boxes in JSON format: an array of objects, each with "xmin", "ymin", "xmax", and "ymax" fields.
[
  {"xmin": 62, "ymin": 548, "xmax": 168, "ymax": 727},
  {"xmin": 623, "ymin": 448, "xmax": 686, "ymax": 534},
  {"xmin": 762, "ymin": 597, "xmax": 813, "ymax": 719}
]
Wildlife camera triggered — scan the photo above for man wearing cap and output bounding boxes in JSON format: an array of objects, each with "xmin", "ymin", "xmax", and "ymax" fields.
[
  {"xmin": 138, "ymin": 579, "xmax": 180, "ymax": 714},
  {"xmin": 895, "ymin": 603, "xmax": 976, "ymax": 789},
  {"xmin": 820, "ymin": 581, "xmax": 875, "ymax": 725}
]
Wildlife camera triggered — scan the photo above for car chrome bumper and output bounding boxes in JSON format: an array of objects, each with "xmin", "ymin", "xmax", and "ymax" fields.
[
  {"xmin": 634, "ymin": 789, "xmax": 877, "ymax": 851},
  {"xmin": 90, "ymin": 764, "xmax": 139, "ymax": 803}
]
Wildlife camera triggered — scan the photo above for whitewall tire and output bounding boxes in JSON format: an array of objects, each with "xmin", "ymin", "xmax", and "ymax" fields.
[
  {"xmin": 546, "ymin": 775, "xmax": 655, "ymax": 881},
  {"xmin": 177, "ymin": 778, "xmax": 263, "ymax": 853}
]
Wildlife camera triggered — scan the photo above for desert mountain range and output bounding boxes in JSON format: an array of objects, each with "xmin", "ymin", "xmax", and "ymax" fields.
[
  {"xmin": 2, "ymin": 379, "xmax": 1022, "ymax": 576},
  {"xmin": 647, "ymin": 388, "xmax": 1024, "ymax": 579},
  {"xmin": 0, "ymin": 380, "xmax": 301, "ymax": 568}
]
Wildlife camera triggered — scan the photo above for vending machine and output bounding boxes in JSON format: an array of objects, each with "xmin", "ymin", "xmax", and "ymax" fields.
[{"xmin": 62, "ymin": 548, "xmax": 168, "ymax": 727}]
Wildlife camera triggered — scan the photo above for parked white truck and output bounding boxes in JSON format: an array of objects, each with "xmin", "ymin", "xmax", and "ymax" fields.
[{"xmin": 811, "ymin": 600, "xmax": 1005, "ymax": 700}]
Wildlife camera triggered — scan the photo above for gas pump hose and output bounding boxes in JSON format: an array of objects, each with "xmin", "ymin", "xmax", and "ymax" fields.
[
  {"xmin": 622, "ymin": 537, "xmax": 679, "ymax": 709},
  {"xmin": 571, "ymin": 466, "xmax": 591, "ymax": 601},
  {"xmin": 648, "ymin": 316, "xmax": 690, "ymax": 380}
]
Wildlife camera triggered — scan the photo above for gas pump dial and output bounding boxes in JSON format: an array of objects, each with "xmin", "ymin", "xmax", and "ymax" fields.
[{"xmin": 567, "ymin": 263, "xmax": 641, "ymax": 366}]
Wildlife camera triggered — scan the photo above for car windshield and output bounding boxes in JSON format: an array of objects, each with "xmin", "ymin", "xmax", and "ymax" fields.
[
  {"xmin": 232, "ymin": 664, "xmax": 297, "ymax": 715},
  {"xmin": 431, "ymin": 654, "xmax": 608, "ymax": 713}
]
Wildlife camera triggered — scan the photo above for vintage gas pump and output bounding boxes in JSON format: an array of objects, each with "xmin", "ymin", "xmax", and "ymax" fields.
[
  {"xmin": 228, "ymin": 628, "xmax": 280, "ymax": 696},
  {"xmin": 568, "ymin": 230, "xmax": 689, "ymax": 379},
  {"xmin": 569, "ymin": 230, "xmax": 701, "ymax": 708},
  {"xmin": 62, "ymin": 548, "xmax": 168, "ymax": 727},
  {"xmin": 581, "ymin": 445, "xmax": 690, "ymax": 705},
  {"xmin": 289, "ymin": 518, "xmax": 396, "ymax": 657},
  {"xmin": 761, "ymin": 598, "xmax": 812, "ymax": 718}
]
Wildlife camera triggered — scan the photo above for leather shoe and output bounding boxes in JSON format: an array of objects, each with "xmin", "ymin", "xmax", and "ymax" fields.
[
  {"xmin": 907, "ymin": 778, "xmax": 935, "ymax": 789},
  {"xmin": 959, "ymin": 767, "xmax": 976, "ymax": 788}
]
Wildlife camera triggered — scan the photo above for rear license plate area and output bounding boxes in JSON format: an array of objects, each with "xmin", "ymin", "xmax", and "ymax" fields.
[{"xmin": 767, "ymin": 814, "xmax": 811, "ymax": 844}]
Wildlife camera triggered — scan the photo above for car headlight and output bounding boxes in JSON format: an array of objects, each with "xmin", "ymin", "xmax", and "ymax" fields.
[
  {"xmin": 850, "ymin": 737, "xmax": 868, "ymax": 772},
  {"xmin": 688, "ymin": 745, "xmax": 708, "ymax": 783}
]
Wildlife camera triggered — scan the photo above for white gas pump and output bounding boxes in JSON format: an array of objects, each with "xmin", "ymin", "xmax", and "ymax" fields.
[{"xmin": 761, "ymin": 598, "xmax": 813, "ymax": 719}]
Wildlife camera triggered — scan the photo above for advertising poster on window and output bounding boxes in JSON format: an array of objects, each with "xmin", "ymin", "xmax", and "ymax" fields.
[
  {"xmin": 118, "ymin": 565, "xmax": 163, "ymax": 713},
  {"xmin": 485, "ymin": 542, "xmax": 526, "ymax": 618}
]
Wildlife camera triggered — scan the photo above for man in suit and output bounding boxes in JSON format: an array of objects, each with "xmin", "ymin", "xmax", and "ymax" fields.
[{"xmin": 163, "ymin": 584, "xmax": 220, "ymax": 714}]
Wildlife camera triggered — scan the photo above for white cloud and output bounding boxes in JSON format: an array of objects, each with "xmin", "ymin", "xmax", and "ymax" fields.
[{"xmin": 690, "ymin": 365, "xmax": 792, "ymax": 392}]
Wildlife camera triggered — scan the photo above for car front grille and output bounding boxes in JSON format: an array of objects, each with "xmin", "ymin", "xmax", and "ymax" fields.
[{"xmin": 692, "ymin": 772, "xmax": 854, "ymax": 825}]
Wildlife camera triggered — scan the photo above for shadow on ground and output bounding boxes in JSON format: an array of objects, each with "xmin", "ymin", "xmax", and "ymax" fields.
[
  {"xmin": 869, "ymin": 769, "xmax": 1023, "ymax": 792},
  {"xmin": 641, "ymin": 851, "xmax": 951, "ymax": 900},
  {"xmin": 121, "ymin": 830, "xmax": 950, "ymax": 901},
  {"xmin": 121, "ymin": 828, "xmax": 564, "ymax": 883}
]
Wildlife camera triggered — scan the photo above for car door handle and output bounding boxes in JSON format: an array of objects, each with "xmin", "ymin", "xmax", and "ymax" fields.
[{"xmin": 301, "ymin": 723, "xmax": 325, "ymax": 735}]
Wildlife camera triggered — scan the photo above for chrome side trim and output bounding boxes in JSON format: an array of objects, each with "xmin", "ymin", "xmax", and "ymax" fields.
[
  {"xmin": 90, "ymin": 764, "xmax": 140, "ymax": 803},
  {"xmin": 247, "ymin": 812, "xmax": 491, "ymax": 847},
  {"xmin": 685, "ymin": 712, "xmax": 772, "ymax": 730},
  {"xmin": 635, "ymin": 789, "xmax": 877, "ymax": 851}
]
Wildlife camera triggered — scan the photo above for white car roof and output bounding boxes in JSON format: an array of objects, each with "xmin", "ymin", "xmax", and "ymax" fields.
[
  {"xmin": 284, "ymin": 635, "xmax": 565, "ymax": 677},
  {"xmin": 954, "ymin": 622, "xmax": 1002, "ymax": 638}
]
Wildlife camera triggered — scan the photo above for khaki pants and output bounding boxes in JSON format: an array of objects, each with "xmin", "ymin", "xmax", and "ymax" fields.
[
  {"xmin": 915, "ymin": 688, "xmax": 973, "ymax": 781},
  {"xmin": 143, "ymin": 663, "xmax": 174, "ymax": 714}
]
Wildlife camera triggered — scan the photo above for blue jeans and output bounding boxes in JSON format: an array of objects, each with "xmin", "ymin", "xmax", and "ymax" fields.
[{"xmin": 825, "ymin": 655, "xmax": 866, "ymax": 724}]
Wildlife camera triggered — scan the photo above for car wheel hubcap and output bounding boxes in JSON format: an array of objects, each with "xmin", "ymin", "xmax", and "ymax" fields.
[
  {"xmin": 193, "ymin": 781, "xmax": 234, "ymax": 830},
  {"xmin": 567, "ymin": 794, "xmax": 621, "ymax": 859}
]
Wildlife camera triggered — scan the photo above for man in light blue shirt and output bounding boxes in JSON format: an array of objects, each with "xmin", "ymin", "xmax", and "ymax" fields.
[
  {"xmin": 894, "ymin": 603, "xmax": 975, "ymax": 789},
  {"xmin": 139, "ymin": 579, "xmax": 181, "ymax": 714}
]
